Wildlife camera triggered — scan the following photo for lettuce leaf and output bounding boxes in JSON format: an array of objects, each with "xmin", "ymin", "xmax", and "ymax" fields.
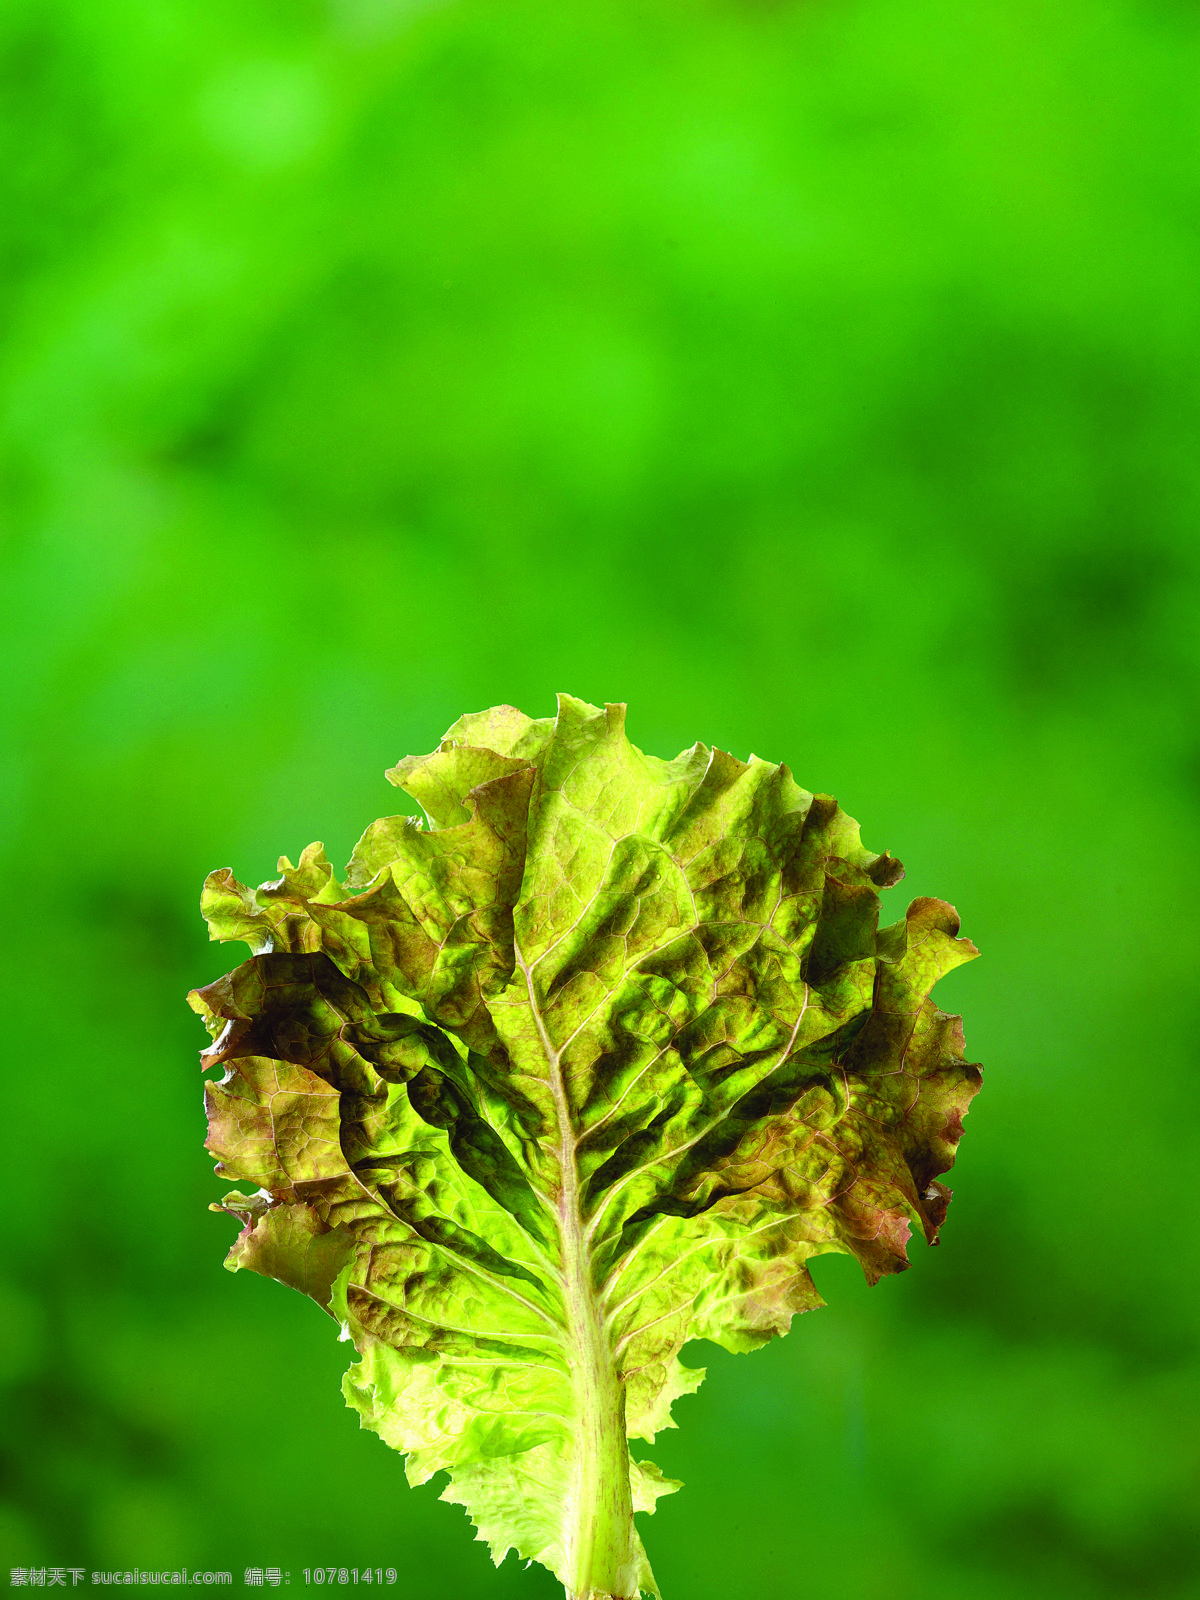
[{"xmin": 190, "ymin": 696, "xmax": 980, "ymax": 1600}]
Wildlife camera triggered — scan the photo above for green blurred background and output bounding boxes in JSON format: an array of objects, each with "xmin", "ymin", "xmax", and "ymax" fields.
[{"xmin": 2, "ymin": 0, "xmax": 1198, "ymax": 1595}]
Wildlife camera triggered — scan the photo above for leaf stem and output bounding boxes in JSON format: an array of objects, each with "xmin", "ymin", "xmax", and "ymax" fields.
[{"xmin": 515, "ymin": 942, "xmax": 642, "ymax": 1600}]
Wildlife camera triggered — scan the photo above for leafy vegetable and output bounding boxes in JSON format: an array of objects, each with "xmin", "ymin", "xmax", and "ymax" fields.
[{"xmin": 190, "ymin": 695, "xmax": 980, "ymax": 1600}]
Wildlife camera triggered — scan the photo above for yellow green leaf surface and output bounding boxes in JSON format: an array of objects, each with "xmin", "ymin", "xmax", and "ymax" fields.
[{"xmin": 190, "ymin": 696, "xmax": 980, "ymax": 1599}]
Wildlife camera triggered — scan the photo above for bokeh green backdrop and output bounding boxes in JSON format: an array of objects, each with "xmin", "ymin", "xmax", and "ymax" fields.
[{"xmin": 2, "ymin": 0, "xmax": 1198, "ymax": 1596}]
